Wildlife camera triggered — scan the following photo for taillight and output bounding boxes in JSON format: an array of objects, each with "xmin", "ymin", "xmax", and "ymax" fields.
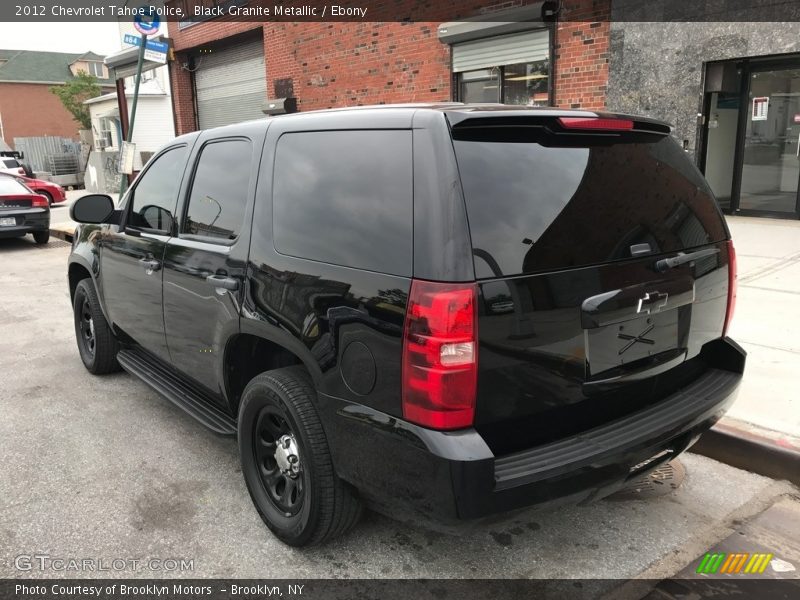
[
  {"xmin": 558, "ymin": 117, "xmax": 634, "ymax": 131},
  {"xmin": 31, "ymin": 195, "xmax": 48, "ymax": 208},
  {"xmin": 401, "ymin": 280, "xmax": 478, "ymax": 430},
  {"xmin": 723, "ymin": 240, "xmax": 737, "ymax": 337}
]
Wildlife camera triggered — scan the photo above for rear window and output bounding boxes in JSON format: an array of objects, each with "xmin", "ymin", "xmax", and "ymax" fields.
[
  {"xmin": 2, "ymin": 158, "xmax": 20, "ymax": 168},
  {"xmin": 0, "ymin": 176, "xmax": 29, "ymax": 195},
  {"xmin": 453, "ymin": 136, "xmax": 728, "ymax": 278}
]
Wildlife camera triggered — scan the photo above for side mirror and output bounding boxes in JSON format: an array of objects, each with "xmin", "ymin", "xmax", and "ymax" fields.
[{"xmin": 70, "ymin": 194, "xmax": 115, "ymax": 224}]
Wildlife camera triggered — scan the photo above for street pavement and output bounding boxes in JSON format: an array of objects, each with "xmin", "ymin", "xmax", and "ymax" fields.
[{"xmin": 0, "ymin": 230, "xmax": 798, "ymax": 587}]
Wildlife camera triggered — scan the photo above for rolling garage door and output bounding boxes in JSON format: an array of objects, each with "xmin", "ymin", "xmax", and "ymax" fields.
[{"xmin": 195, "ymin": 38, "xmax": 267, "ymax": 130}]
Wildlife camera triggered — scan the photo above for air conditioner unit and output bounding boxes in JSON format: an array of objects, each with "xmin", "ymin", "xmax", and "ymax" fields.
[{"xmin": 96, "ymin": 139, "xmax": 109, "ymax": 149}]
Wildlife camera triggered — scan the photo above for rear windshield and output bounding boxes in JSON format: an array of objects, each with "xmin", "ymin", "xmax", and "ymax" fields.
[
  {"xmin": 2, "ymin": 158, "xmax": 20, "ymax": 167},
  {"xmin": 0, "ymin": 176, "xmax": 29, "ymax": 195},
  {"xmin": 453, "ymin": 136, "xmax": 728, "ymax": 278}
]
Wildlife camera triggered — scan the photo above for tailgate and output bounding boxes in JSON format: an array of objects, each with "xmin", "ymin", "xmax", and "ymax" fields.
[{"xmin": 450, "ymin": 114, "xmax": 732, "ymax": 455}]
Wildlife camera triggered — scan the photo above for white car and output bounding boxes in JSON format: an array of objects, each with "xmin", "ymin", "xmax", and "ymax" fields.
[{"xmin": 0, "ymin": 157, "xmax": 26, "ymax": 176}]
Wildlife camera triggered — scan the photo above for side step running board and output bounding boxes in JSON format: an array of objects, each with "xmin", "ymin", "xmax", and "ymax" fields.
[{"xmin": 117, "ymin": 348, "xmax": 237, "ymax": 436}]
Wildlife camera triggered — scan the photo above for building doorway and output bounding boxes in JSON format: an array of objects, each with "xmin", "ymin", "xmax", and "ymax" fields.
[{"xmin": 701, "ymin": 56, "xmax": 800, "ymax": 219}]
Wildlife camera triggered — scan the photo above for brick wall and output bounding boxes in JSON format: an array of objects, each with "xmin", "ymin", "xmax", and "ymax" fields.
[
  {"xmin": 0, "ymin": 83, "xmax": 88, "ymax": 143},
  {"xmin": 166, "ymin": 0, "xmax": 612, "ymax": 135},
  {"xmin": 553, "ymin": 1, "xmax": 611, "ymax": 110}
]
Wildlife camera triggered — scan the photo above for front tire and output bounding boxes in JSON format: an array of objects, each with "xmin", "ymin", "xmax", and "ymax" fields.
[
  {"xmin": 73, "ymin": 279, "xmax": 120, "ymax": 374},
  {"xmin": 39, "ymin": 191, "xmax": 53, "ymax": 207},
  {"xmin": 238, "ymin": 366, "xmax": 362, "ymax": 546},
  {"xmin": 32, "ymin": 230, "xmax": 49, "ymax": 244}
]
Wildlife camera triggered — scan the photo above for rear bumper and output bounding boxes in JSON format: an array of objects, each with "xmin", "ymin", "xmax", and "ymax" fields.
[
  {"xmin": 320, "ymin": 338, "xmax": 745, "ymax": 525},
  {"xmin": 0, "ymin": 209, "xmax": 49, "ymax": 238}
]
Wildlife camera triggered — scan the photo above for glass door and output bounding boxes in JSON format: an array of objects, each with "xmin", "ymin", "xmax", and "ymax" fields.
[{"xmin": 739, "ymin": 67, "xmax": 800, "ymax": 216}]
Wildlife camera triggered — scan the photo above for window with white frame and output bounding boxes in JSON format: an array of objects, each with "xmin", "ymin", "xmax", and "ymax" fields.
[{"xmin": 87, "ymin": 61, "xmax": 105, "ymax": 78}]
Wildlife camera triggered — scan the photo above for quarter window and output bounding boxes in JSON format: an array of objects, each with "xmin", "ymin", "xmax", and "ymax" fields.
[
  {"xmin": 183, "ymin": 139, "xmax": 252, "ymax": 241},
  {"xmin": 272, "ymin": 130, "xmax": 413, "ymax": 276},
  {"xmin": 128, "ymin": 146, "xmax": 188, "ymax": 232}
]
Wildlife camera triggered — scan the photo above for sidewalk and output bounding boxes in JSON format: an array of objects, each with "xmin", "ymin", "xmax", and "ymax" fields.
[{"xmin": 723, "ymin": 216, "xmax": 800, "ymax": 438}]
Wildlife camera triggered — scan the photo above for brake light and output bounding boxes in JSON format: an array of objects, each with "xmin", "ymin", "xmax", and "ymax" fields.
[
  {"xmin": 723, "ymin": 240, "xmax": 737, "ymax": 337},
  {"xmin": 402, "ymin": 280, "xmax": 478, "ymax": 430},
  {"xmin": 31, "ymin": 195, "xmax": 48, "ymax": 208},
  {"xmin": 558, "ymin": 117, "xmax": 634, "ymax": 131}
]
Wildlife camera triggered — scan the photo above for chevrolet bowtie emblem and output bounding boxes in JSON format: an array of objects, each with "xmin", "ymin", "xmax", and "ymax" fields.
[{"xmin": 636, "ymin": 291, "xmax": 668, "ymax": 315}]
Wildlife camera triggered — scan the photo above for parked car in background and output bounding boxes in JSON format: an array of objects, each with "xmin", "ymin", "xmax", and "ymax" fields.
[
  {"xmin": 67, "ymin": 104, "xmax": 744, "ymax": 547},
  {"xmin": 17, "ymin": 175, "xmax": 66, "ymax": 206},
  {"xmin": 0, "ymin": 157, "xmax": 26, "ymax": 177},
  {"xmin": 0, "ymin": 173, "xmax": 50, "ymax": 243}
]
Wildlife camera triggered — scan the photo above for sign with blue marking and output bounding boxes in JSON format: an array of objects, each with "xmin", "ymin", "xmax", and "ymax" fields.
[
  {"xmin": 133, "ymin": 8, "xmax": 161, "ymax": 36},
  {"xmin": 123, "ymin": 34, "xmax": 169, "ymax": 54}
]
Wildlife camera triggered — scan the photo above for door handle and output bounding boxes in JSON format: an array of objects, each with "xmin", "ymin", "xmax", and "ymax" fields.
[
  {"xmin": 206, "ymin": 274, "xmax": 239, "ymax": 291},
  {"xmin": 139, "ymin": 258, "xmax": 161, "ymax": 273}
]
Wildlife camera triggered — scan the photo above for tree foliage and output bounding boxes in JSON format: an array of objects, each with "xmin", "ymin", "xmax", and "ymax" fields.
[{"xmin": 50, "ymin": 71, "xmax": 101, "ymax": 130}]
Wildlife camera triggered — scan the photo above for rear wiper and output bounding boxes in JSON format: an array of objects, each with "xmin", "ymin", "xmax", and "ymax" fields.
[{"xmin": 654, "ymin": 247, "xmax": 720, "ymax": 272}]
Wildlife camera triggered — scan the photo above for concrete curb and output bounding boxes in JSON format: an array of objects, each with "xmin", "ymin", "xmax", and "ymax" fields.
[
  {"xmin": 49, "ymin": 223, "xmax": 75, "ymax": 243},
  {"xmin": 691, "ymin": 418, "xmax": 800, "ymax": 486}
]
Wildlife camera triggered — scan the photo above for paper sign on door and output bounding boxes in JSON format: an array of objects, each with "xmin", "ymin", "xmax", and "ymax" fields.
[{"xmin": 752, "ymin": 96, "xmax": 769, "ymax": 121}]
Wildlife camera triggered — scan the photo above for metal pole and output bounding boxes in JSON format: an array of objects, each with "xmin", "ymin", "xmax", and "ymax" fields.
[{"xmin": 118, "ymin": 34, "xmax": 147, "ymax": 197}]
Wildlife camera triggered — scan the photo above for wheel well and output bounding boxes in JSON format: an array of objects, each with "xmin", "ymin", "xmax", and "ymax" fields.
[
  {"xmin": 226, "ymin": 334, "xmax": 305, "ymax": 415},
  {"xmin": 68, "ymin": 263, "xmax": 92, "ymax": 303}
]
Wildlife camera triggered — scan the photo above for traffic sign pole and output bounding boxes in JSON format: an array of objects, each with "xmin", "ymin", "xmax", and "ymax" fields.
[{"xmin": 118, "ymin": 33, "xmax": 147, "ymax": 197}]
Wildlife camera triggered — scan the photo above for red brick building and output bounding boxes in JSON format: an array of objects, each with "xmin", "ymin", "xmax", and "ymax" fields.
[
  {"xmin": 0, "ymin": 50, "xmax": 115, "ymax": 144},
  {"xmin": 165, "ymin": 0, "xmax": 610, "ymax": 136}
]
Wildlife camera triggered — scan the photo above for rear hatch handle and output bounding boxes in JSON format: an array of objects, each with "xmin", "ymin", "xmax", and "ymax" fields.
[{"xmin": 655, "ymin": 247, "xmax": 720, "ymax": 272}]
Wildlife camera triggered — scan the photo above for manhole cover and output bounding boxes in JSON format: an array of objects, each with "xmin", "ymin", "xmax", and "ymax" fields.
[{"xmin": 605, "ymin": 459, "xmax": 685, "ymax": 501}]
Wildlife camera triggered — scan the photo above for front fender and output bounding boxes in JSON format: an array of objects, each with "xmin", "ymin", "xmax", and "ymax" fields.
[{"xmin": 68, "ymin": 224, "xmax": 111, "ymax": 325}]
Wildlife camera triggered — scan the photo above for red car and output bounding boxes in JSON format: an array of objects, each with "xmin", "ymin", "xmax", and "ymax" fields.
[
  {"xmin": 16, "ymin": 175, "xmax": 66, "ymax": 206},
  {"xmin": 0, "ymin": 173, "xmax": 50, "ymax": 244}
]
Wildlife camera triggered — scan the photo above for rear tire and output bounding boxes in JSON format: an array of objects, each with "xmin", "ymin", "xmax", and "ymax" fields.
[
  {"xmin": 238, "ymin": 366, "xmax": 362, "ymax": 546},
  {"xmin": 73, "ymin": 279, "xmax": 121, "ymax": 374},
  {"xmin": 32, "ymin": 230, "xmax": 49, "ymax": 244}
]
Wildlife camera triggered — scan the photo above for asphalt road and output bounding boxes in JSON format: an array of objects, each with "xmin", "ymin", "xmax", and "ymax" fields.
[{"xmin": 0, "ymin": 237, "xmax": 797, "ymax": 587}]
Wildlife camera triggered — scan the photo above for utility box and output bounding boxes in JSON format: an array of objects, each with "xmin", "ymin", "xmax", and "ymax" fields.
[{"xmin": 262, "ymin": 98, "xmax": 297, "ymax": 116}]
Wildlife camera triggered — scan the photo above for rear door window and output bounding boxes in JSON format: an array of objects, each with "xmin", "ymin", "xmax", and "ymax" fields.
[
  {"xmin": 453, "ymin": 136, "xmax": 728, "ymax": 278},
  {"xmin": 272, "ymin": 130, "xmax": 413, "ymax": 276},
  {"xmin": 183, "ymin": 139, "xmax": 252, "ymax": 242}
]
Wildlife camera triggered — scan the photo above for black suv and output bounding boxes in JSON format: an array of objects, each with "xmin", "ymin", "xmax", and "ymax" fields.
[{"xmin": 68, "ymin": 104, "xmax": 745, "ymax": 546}]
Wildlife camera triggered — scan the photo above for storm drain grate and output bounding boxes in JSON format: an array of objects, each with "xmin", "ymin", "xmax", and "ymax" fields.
[{"xmin": 606, "ymin": 459, "xmax": 685, "ymax": 501}]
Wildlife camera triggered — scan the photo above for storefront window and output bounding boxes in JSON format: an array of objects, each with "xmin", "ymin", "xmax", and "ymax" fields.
[
  {"xmin": 458, "ymin": 60, "xmax": 550, "ymax": 106},
  {"xmin": 459, "ymin": 68, "xmax": 501, "ymax": 103}
]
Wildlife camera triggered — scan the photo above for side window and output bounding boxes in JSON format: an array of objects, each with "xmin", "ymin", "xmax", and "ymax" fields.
[
  {"xmin": 128, "ymin": 146, "xmax": 188, "ymax": 232},
  {"xmin": 183, "ymin": 139, "xmax": 252, "ymax": 241},
  {"xmin": 272, "ymin": 130, "xmax": 413, "ymax": 276}
]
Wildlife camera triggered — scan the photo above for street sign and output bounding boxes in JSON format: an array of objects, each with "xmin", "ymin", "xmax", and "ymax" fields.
[
  {"xmin": 144, "ymin": 48, "xmax": 168, "ymax": 64},
  {"xmin": 123, "ymin": 33, "xmax": 169, "ymax": 54},
  {"xmin": 133, "ymin": 8, "xmax": 161, "ymax": 36}
]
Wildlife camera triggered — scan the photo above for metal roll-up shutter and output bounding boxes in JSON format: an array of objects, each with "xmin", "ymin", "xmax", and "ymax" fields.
[
  {"xmin": 452, "ymin": 29, "xmax": 549, "ymax": 73},
  {"xmin": 195, "ymin": 38, "xmax": 267, "ymax": 130}
]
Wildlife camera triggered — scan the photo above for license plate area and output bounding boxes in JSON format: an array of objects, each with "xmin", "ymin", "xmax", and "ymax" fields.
[
  {"xmin": 0, "ymin": 217, "xmax": 17, "ymax": 227},
  {"xmin": 586, "ymin": 310, "xmax": 680, "ymax": 377}
]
